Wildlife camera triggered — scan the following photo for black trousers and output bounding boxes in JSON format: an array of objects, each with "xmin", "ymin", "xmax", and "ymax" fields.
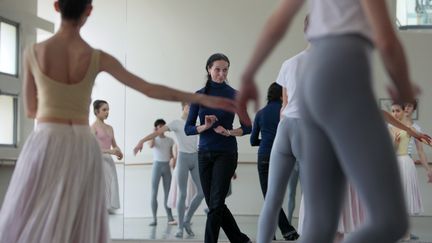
[
  {"xmin": 257, "ymin": 154, "xmax": 297, "ymax": 238},
  {"xmin": 198, "ymin": 151, "xmax": 249, "ymax": 243}
]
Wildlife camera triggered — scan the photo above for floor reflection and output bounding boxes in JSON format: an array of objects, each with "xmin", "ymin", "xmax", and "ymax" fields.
[
  {"xmin": 110, "ymin": 214, "xmax": 124, "ymax": 239},
  {"xmin": 111, "ymin": 215, "xmax": 432, "ymax": 242}
]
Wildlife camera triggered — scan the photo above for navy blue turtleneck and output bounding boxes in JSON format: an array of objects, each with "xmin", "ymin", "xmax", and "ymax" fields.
[
  {"xmin": 250, "ymin": 100, "xmax": 282, "ymax": 156},
  {"xmin": 184, "ymin": 81, "xmax": 251, "ymax": 152}
]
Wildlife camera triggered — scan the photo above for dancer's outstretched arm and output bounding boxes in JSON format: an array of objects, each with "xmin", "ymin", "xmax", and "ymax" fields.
[
  {"xmin": 99, "ymin": 52, "xmax": 236, "ymax": 113},
  {"xmin": 237, "ymin": 0, "xmax": 305, "ymax": 125},
  {"xmin": 382, "ymin": 110, "xmax": 432, "ymax": 144},
  {"xmin": 133, "ymin": 126, "xmax": 170, "ymax": 155},
  {"xmin": 361, "ymin": 0, "xmax": 415, "ymax": 103},
  {"xmin": 414, "ymin": 140, "xmax": 432, "ymax": 182}
]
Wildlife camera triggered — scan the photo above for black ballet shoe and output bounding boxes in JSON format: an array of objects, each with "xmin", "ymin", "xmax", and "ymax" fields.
[
  {"xmin": 184, "ymin": 222, "xmax": 195, "ymax": 237},
  {"xmin": 283, "ymin": 231, "xmax": 299, "ymax": 241}
]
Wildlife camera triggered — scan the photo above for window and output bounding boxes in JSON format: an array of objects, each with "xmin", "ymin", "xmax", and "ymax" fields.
[
  {"xmin": 0, "ymin": 91, "xmax": 18, "ymax": 146},
  {"xmin": 0, "ymin": 18, "xmax": 19, "ymax": 76},
  {"xmin": 397, "ymin": 0, "xmax": 432, "ymax": 29}
]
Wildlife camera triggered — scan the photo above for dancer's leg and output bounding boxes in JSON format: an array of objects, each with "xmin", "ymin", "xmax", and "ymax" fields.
[
  {"xmin": 184, "ymin": 153, "xmax": 204, "ymax": 227},
  {"xmin": 176, "ymin": 153, "xmax": 189, "ymax": 232},
  {"xmin": 150, "ymin": 162, "xmax": 163, "ymax": 225},
  {"xmin": 199, "ymin": 152, "xmax": 249, "ymax": 243},
  {"xmin": 256, "ymin": 119, "xmax": 300, "ymax": 243},
  {"xmin": 295, "ymin": 113, "xmax": 347, "ymax": 243},
  {"xmin": 299, "ymin": 35, "xmax": 408, "ymax": 243},
  {"xmin": 161, "ymin": 163, "xmax": 174, "ymax": 221},
  {"xmin": 286, "ymin": 161, "xmax": 299, "ymax": 222}
]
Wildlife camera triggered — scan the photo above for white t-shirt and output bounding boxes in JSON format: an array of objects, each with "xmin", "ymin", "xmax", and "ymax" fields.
[
  {"xmin": 276, "ymin": 50, "xmax": 307, "ymax": 118},
  {"xmin": 167, "ymin": 119, "xmax": 198, "ymax": 153},
  {"xmin": 152, "ymin": 136, "xmax": 175, "ymax": 162},
  {"xmin": 307, "ymin": 0, "xmax": 372, "ymax": 41},
  {"xmin": 408, "ymin": 123, "xmax": 421, "ymax": 156}
]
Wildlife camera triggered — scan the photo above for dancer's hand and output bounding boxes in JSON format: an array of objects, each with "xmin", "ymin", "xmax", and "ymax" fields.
[
  {"xmin": 169, "ymin": 158, "xmax": 176, "ymax": 169},
  {"xmin": 198, "ymin": 95, "xmax": 237, "ymax": 113},
  {"xmin": 416, "ymin": 133, "xmax": 432, "ymax": 146},
  {"xmin": 237, "ymin": 77, "xmax": 260, "ymax": 126},
  {"xmin": 113, "ymin": 148, "xmax": 123, "ymax": 160},
  {"xmin": 406, "ymin": 126, "xmax": 432, "ymax": 145},
  {"xmin": 387, "ymin": 83, "xmax": 418, "ymax": 105},
  {"xmin": 427, "ymin": 169, "xmax": 432, "ymax": 183},
  {"xmin": 214, "ymin": 126, "xmax": 230, "ymax": 137},
  {"xmin": 133, "ymin": 142, "xmax": 144, "ymax": 155},
  {"xmin": 394, "ymin": 132, "xmax": 401, "ymax": 145},
  {"xmin": 204, "ymin": 115, "xmax": 218, "ymax": 129}
]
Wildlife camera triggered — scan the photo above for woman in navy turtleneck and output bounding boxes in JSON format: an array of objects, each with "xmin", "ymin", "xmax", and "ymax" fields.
[{"xmin": 185, "ymin": 53, "xmax": 252, "ymax": 243}]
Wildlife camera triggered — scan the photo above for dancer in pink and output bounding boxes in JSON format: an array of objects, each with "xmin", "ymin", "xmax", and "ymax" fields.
[{"xmin": 91, "ymin": 100, "xmax": 123, "ymax": 214}]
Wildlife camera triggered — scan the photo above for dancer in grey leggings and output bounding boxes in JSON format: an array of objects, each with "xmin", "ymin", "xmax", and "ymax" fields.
[
  {"xmin": 134, "ymin": 119, "xmax": 175, "ymax": 226},
  {"xmin": 286, "ymin": 163, "xmax": 299, "ymax": 222},
  {"xmin": 254, "ymin": 33, "xmax": 310, "ymax": 242},
  {"xmin": 174, "ymin": 152, "xmax": 203, "ymax": 237},
  {"xmin": 134, "ymin": 103, "xmax": 204, "ymax": 237},
  {"xmin": 238, "ymin": 1, "xmax": 420, "ymax": 242}
]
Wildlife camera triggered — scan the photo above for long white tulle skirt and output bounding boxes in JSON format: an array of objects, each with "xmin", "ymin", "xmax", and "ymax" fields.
[
  {"xmin": 298, "ymin": 184, "xmax": 364, "ymax": 234},
  {"xmin": 0, "ymin": 123, "xmax": 110, "ymax": 243},
  {"xmin": 397, "ymin": 155, "xmax": 423, "ymax": 215},
  {"xmin": 102, "ymin": 154, "xmax": 120, "ymax": 211}
]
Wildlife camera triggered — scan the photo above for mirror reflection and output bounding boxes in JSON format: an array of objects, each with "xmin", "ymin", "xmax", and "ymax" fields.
[{"xmin": 0, "ymin": 0, "xmax": 432, "ymax": 243}]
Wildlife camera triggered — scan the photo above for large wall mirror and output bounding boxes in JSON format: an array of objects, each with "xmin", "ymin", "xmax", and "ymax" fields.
[{"xmin": 15, "ymin": 0, "xmax": 432, "ymax": 241}]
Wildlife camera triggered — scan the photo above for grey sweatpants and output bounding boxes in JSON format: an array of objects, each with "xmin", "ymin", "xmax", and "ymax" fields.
[
  {"xmin": 151, "ymin": 161, "xmax": 174, "ymax": 222},
  {"xmin": 297, "ymin": 35, "xmax": 408, "ymax": 243},
  {"xmin": 257, "ymin": 118, "xmax": 302, "ymax": 243},
  {"xmin": 176, "ymin": 152, "xmax": 204, "ymax": 230}
]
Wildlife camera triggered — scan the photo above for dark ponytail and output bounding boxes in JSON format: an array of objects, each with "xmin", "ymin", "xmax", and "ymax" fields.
[
  {"xmin": 58, "ymin": 0, "xmax": 92, "ymax": 20},
  {"xmin": 204, "ymin": 53, "xmax": 230, "ymax": 94},
  {"xmin": 267, "ymin": 82, "xmax": 282, "ymax": 103}
]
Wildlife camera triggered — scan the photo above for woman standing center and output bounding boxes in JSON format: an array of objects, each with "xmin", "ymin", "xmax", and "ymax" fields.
[{"xmin": 185, "ymin": 53, "xmax": 252, "ymax": 243}]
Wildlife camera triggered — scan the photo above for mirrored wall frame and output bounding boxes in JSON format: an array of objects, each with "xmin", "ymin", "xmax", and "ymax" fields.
[
  {"xmin": 397, "ymin": 0, "xmax": 432, "ymax": 29},
  {"xmin": 0, "ymin": 16, "xmax": 19, "ymax": 77},
  {"xmin": 0, "ymin": 90, "xmax": 18, "ymax": 147}
]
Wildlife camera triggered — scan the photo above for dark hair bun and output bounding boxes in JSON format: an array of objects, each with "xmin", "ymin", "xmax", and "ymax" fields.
[
  {"xmin": 93, "ymin": 99, "xmax": 108, "ymax": 115},
  {"xmin": 58, "ymin": 0, "xmax": 92, "ymax": 20}
]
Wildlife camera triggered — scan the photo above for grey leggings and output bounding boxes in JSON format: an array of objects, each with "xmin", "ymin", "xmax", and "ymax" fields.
[
  {"xmin": 257, "ymin": 118, "xmax": 301, "ymax": 243},
  {"xmin": 176, "ymin": 152, "xmax": 204, "ymax": 230},
  {"xmin": 298, "ymin": 35, "xmax": 408, "ymax": 243},
  {"xmin": 151, "ymin": 161, "xmax": 174, "ymax": 222},
  {"xmin": 287, "ymin": 161, "xmax": 300, "ymax": 222}
]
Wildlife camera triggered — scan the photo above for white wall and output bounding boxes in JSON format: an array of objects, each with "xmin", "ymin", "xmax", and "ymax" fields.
[
  {"xmin": 122, "ymin": 0, "xmax": 309, "ymax": 163},
  {"xmin": 4, "ymin": 0, "xmax": 432, "ymax": 219},
  {"xmin": 35, "ymin": 0, "xmax": 432, "ymax": 162},
  {"xmin": 118, "ymin": 0, "xmax": 432, "ymax": 217}
]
